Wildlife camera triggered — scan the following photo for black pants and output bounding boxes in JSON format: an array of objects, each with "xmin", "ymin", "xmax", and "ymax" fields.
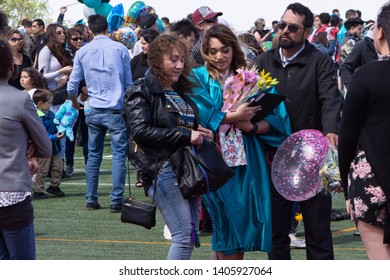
[
  {"xmin": 268, "ymin": 183, "xmax": 334, "ymax": 260},
  {"xmin": 65, "ymin": 109, "xmax": 88, "ymax": 166}
]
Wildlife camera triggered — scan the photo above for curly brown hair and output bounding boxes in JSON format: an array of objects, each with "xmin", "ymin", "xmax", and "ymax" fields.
[
  {"xmin": 201, "ymin": 24, "xmax": 247, "ymax": 80},
  {"xmin": 46, "ymin": 23, "xmax": 73, "ymax": 67},
  {"xmin": 21, "ymin": 67, "xmax": 48, "ymax": 89},
  {"xmin": 147, "ymin": 33, "xmax": 194, "ymax": 94}
]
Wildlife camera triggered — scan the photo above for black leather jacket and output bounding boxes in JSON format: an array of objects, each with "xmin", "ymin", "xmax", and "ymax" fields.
[{"xmin": 124, "ymin": 69, "xmax": 199, "ymax": 192}]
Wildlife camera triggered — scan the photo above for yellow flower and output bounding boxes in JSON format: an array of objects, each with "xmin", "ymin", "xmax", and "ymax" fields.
[
  {"xmin": 295, "ymin": 213, "xmax": 303, "ymax": 222},
  {"xmin": 257, "ymin": 69, "xmax": 279, "ymax": 90}
]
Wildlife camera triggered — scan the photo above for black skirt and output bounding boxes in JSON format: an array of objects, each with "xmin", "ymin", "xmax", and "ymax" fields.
[{"xmin": 348, "ymin": 150, "xmax": 388, "ymax": 228}]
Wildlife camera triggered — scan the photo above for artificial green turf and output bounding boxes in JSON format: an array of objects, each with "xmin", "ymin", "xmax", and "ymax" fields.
[{"xmin": 33, "ymin": 136, "xmax": 367, "ymax": 260}]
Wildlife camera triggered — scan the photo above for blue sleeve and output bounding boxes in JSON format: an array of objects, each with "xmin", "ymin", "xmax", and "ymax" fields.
[
  {"xmin": 67, "ymin": 51, "xmax": 84, "ymax": 96},
  {"xmin": 122, "ymin": 48, "xmax": 132, "ymax": 91}
]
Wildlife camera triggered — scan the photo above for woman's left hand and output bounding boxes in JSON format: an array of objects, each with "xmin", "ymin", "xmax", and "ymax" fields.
[{"xmin": 197, "ymin": 125, "xmax": 214, "ymax": 140}]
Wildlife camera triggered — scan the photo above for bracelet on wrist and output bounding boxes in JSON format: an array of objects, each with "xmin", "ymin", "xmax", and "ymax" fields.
[{"xmin": 250, "ymin": 121, "xmax": 258, "ymax": 134}]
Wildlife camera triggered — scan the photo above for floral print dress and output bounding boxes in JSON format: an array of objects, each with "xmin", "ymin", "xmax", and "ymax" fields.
[{"xmin": 348, "ymin": 150, "xmax": 388, "ymax": 228}]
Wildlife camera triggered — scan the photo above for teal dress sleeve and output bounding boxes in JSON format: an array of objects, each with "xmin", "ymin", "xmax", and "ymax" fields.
[
  {"xmin": 259, "ymin": 87, "xmax": 292, "ymax": 147},
  {"xmin": 190, "ymin": 67, "xmax": 226, "ymax": 133}
]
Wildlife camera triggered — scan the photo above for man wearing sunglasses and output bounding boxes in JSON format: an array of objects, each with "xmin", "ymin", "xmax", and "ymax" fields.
[
  {"xmin": 190, "ymin": 6, "xmax": 222, "ymax": 66},
  {"xmin": 256, "ymin": 2, "xmax": 342, "ymax": 260}
]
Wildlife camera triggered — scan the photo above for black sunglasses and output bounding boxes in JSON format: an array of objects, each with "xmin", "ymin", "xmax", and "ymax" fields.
[
  {"xmin": 71, "ymin": 37, "xmax": 83, "ymax": 42},
  {"xmin": 10, "ymin": 37, "xmax": 23, "ymax": 42},
  {"xmin": 278, "ymin": 21, "xmax": 305, "ymax": 33}
]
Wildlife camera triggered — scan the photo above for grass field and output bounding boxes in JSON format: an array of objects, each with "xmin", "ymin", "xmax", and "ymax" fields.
[{"xmin": 32, "ymin": 136, "xmax": 367, "ymax": 260}]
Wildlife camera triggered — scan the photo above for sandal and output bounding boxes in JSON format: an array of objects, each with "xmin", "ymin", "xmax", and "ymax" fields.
[{"xmin": 135, "ymin": 171, "xmax": 143, "ymax": 188}]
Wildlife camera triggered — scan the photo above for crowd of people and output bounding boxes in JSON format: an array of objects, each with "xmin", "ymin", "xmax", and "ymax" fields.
[{"xmin": 0, "ymin": 1, "xmax": 389, "ymax": 260}]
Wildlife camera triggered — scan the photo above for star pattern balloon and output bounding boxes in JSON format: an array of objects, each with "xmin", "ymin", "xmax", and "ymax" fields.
[{"xmin": 271, "ymin": 129, "xmax": 330, "ymax": 201}]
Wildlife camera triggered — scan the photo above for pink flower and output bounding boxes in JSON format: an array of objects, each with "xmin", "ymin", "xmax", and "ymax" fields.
[
  {"xmin": 351, "ymin": 161, "xmax": 372, "ymax": 179},
  {"xmin": 236, "ymin": 68, "xmax": 258, "ymax": 84},
  {"xmin": 352, "ymin": 197, "xmax": 368, "ymax": 218},
  {"xmin": 365, "ymin": 185, "xmax": 387, "ymax": 205}
]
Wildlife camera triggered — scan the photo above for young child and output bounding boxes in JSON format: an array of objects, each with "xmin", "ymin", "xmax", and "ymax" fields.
[
  {"xmin": 21, "ymin": 68, "xmax": 49, "ymax": 183},
  {"xmin": 20, "ymin": 67, "xmax": 48, "ymax": 100},
  {"xmin": 32, "ymin": 89, "xmax": 65, "ymax": 198}
]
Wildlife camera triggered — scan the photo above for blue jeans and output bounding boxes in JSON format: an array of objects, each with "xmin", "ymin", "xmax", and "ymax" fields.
[
  {"xmin": 148, "ymin": 161, "xmax": 201, "ymax": 260},
  {"xmin": 85, "ymin": 107, "xmax": 127, "ymax": 205},
  {"xmin": 0, "ymin": 222, "xmax": 36, "ymax": 260}
]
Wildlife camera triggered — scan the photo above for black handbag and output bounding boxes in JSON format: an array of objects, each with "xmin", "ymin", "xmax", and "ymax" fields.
[
  {"xmin": 121, "ymin": 162, "xmax": 156, "ymax": 230},
  {"xmin": 51, "ymin": 84, "xmax": 68, "ymax": 106},
  {"xmin": 179, "ymin": 140, "xmax": 235, "ymax": 199},
  {"xmin": 121, "ymin": 196, "xmax": 156, "ymax": 230}
]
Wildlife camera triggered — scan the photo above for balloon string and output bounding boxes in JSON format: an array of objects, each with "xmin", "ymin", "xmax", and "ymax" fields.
[{"xmin": 66, "ymin": 2, "xmax": 79, "ymax": 7}]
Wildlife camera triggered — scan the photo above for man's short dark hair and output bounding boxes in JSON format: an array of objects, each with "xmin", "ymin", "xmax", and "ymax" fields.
[
  {"xmin": 344, "ymin": 17, "xmax": 364, "ymax": 31},
  {"xmin": 170, "ymin": 18, "xmax": 200, "ymax": 41},
  {"xmin": 286, "ymin": 2, "xmax": 313, "ymax": 29},
  {"xmin": 319, "ymin": 12, "xmax": 330, "ymax": 25},
  {"xmin": 345, "ymin": 9, "xmax": 357, "ymax": 19},
  {"xmin": 330, "ymin": 15, "xmax": 340, "ymax": 27},
  {"xmin": 21, "ymin": 19, "xmax": 32, "ymax": 27},
  {"xmin": 87, "ymin": 15, "xmax": 108, "ymax": 35},
  {"xmin": 33, "ymin": 19, "xmax": 45, "ymax": 29}
]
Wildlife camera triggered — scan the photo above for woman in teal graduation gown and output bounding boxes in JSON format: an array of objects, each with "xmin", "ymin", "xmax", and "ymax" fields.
[{"xmin": 190, "ymin": 24, "xmax": 291, "ymax": 259}]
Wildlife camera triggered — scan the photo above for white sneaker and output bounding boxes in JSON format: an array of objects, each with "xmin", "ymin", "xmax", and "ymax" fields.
[
  {"xmin": 289, "ymin": 233, "xmax": 306, "ymax": 249},
  {"xmin": 164, "ymin": 224, "xmax": 172, "ymax": 240}
]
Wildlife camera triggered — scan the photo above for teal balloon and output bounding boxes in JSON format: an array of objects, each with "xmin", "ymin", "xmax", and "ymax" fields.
[
  {"xmin": 95, "ymin": 3, "xmax": 113, "ymax": 18},
  {"xmin": 107, "ymin": 3, "xmax": 124, "ymax": 33},
  {"xmin": 156, "ymin": 18, "xmax": 165, "ymax": 32},
  {"xmin": 126, "ymin": 1, "xmax": 145, "ymax": 23},
  {"xmin": 84, "ymin": 0, "xmax": 101, "ymax": 9}
]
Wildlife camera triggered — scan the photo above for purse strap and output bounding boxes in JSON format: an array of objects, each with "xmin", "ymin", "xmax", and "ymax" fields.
[
  {"xmin": 190, "ymin": 142, "xmax": 219, "ymax": 259},
  {"xmin": 126, "ymin": 149, "xmax": 171, "ymax": 203}
]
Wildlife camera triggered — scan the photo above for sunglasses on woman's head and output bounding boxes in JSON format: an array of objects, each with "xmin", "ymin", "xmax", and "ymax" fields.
[
  {"xmin": 10, "ymin": 37, "xmax": 23, "ymax": 42},
  {"xmin": 278, "ymin": 21, "xmax": 305, "ymax": 33},
  {"xmin": 71, "ymin": 37, "xmax": 82, "ymax": 42}
]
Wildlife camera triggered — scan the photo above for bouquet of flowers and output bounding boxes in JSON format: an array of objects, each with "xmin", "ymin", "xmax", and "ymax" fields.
[
  {"xmin": 219, "ymin": 66, "xmax": 279, "ymax": 167},
  {"xmin": 319, "ymin": 146, "xmax": 342, "ymax": 193},
  {"xmin": 222, "ymin": 66, "xmax": 279, "ymax": 112}
]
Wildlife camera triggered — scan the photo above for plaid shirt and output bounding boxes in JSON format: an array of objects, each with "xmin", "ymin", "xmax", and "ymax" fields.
[
  {"xmin": 0, "ymin": 192, "xmax": 31, "ymax": 207},
  {"xmin": 190, "ymin": 36, "xmax": 205, "ymax": 67}
]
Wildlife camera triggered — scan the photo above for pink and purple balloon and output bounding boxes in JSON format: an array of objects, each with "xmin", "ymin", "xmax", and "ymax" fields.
[{"xmin": 271, "ymin": 129, "xmax": 330, "ymax": 201}]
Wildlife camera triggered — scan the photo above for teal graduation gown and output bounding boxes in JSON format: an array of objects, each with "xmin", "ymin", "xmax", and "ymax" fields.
[{"xmin": 191, "ymin": 66, "xmax": 291, "ymax": 254}]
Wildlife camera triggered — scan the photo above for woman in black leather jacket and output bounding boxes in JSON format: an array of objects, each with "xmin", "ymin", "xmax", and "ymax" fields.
[{"xmin": 125, "ymin": 34, "xmax": 213, "ymax": 260}]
